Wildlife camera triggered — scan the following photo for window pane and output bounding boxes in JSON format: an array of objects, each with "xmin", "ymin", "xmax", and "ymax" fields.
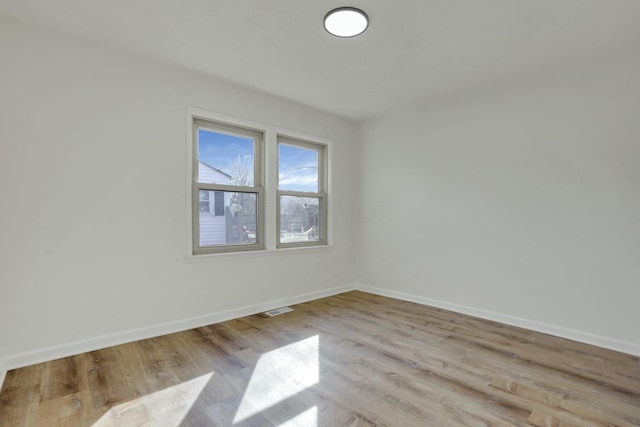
[
  {"xmin": 199, "ymin": 190, "xmax": 211, "ymax": 213},
  {"xmin": 199, "ymin": 190, "xmax": 258, "ymax": 246},
  {"xmin": 278, "ymin": 144, "xmax": 318, "ymax": 192},
  {"xmin": 280, "ymin": 196, "xmax": 321, "ymax": 243},
  {"xmin": 198, "ymin": 129, "xmax": 254, "ymax": 186},
  {"xmin": 214, "ymin": 191, "xmax": 225, "ymax": 216}
]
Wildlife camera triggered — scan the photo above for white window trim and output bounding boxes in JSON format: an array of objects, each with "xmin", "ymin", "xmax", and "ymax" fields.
[{"xmin": 185, "ymin": 107, "xmax": 333, "ymax": 261}]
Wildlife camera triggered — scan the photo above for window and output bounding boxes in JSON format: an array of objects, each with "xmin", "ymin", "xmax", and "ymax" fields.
[
  {"xmin": 277, "ymin": 137, "xmax": 327, "ymax": 247},
  {"xmin": 192, "ymin": 119, "xmax": 263, "ymax": 253},
  {"xmin": 199, "ymin": 190, "xmax": 211, "ymax": 213},
  {"xmin": 189, "ymin": 110, "xmax": 330, "ymax": 256},
  {"xmin": 198, "ymin": 191, "xmax": 225, "ymax": 216},
  {"xmin": 214, "ymin": 191, "xmax": 225, "ymax": 216}
]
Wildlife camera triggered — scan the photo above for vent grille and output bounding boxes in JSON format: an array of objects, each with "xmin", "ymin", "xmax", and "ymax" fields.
[{"xmin": 264, "ymin": 307, "xmax": 294, "ymax": 317}]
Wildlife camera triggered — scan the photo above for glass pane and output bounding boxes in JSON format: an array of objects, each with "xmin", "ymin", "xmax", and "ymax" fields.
[
  {"xmin": 198, "ymin": 129, "xmax": 254, "ymax": 186},
  {"xmin": 199, "ymin": 190, "xmax": 258, "ymax": 246},
  {"xmin": 198, "ymin": 190, "xmax": 211, "ymax": 213},
  {"xmin": 280, "ymin": 196, "xmax": 321, "ymax": 243},
  {"xmin": 278, "ymin": 144, "xmax": 319, "ymax": 192}
]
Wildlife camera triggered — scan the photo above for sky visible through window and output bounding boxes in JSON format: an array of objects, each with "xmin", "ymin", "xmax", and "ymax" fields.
[
  {"xmin": 198, "ymin": 129, "xmax": 318, "ymax": 192},
  {"xmin": 279, "ymin": 144, "xmax": 318, "ymax": 193},
  {"xmin": 198, "ymin": 129, "xmax": 253, "ymax": 173}
]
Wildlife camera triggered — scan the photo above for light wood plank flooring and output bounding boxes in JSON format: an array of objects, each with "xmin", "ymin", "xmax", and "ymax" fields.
[{"xmin": 1, "ymin": 291, "xmax": 638, "ymax": 426}]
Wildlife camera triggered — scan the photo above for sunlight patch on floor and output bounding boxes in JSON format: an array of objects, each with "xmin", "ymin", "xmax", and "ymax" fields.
[
  {"xmin": 278, "ymin": 406, "xmax": 318, "ymax": 427},
  {"xmin": 92, "ymin": 373, "xmax": 213, "ymax": 426},
  {"xmin": 233, "ymin": 335, "xmax": 319, "ymax": 424}
]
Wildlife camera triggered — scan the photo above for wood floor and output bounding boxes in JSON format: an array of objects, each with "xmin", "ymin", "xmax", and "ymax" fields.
[{"xmin": 0, "ymin": 291, "xmax": 638, "ymax": 426}]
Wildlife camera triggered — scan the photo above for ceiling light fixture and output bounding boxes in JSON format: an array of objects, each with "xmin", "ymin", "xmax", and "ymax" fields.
[{"xmin": 324, "ymin": 7, "xmax": 369, "ymax": 38}]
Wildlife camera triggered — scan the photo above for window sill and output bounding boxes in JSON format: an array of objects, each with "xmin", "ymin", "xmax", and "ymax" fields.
[{"xmin": 185, "ymin": 244, "xmax": 334, "ymax": 263}]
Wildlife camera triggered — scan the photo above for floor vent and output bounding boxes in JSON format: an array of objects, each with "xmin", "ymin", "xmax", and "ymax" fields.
[{"xmin": 264, "ymin": 307, "xmax": 294, "ymax": 317}]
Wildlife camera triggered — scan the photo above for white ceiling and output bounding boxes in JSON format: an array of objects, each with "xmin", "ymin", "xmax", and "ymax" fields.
[{"xmin": 1, "ymin": 0, "xmax": 639, "ymax": 120}]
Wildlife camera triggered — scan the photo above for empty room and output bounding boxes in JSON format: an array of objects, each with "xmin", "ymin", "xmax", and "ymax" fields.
[{"xmin": 0, "ymin": 1, "xmax": 638, "ymax": 426}]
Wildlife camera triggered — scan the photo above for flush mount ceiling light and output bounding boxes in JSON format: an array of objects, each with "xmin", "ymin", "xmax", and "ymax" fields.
[{"xmin": 324, "ymin": 7, "xmax": 369, "ymax": 38}]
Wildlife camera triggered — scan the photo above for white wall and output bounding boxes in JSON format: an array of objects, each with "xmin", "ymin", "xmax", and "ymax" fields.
[
  {"xmin": 357, "ymin": 47, "xmax": 640, "ymax": 354},
  {"xmin": 0, "ymin": 13, "xmax": 358, "ymax": 368},
  {"xmin": 1, "ymin": 10, "xmax": 638, "ymax": 382}
]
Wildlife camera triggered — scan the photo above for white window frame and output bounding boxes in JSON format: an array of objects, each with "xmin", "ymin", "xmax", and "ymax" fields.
[
  {"xmin": 276, "ymin": 136, "xmax": 328, "ymax": 248},
  {"xmin": 192, "ymin": 118, "xmax": 264, "ymax": 254}
]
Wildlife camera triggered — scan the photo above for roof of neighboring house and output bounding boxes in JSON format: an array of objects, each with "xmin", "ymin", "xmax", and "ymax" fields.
[{"xmin": 199, "ymin": 160, "xmax": 232, "ymax": 178}]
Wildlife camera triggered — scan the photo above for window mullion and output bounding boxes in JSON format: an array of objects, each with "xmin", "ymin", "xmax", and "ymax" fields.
[
  {"xmin": 278, "ymin": 189, "xmax": 323, "ymax": 198},
  {"xmin": 197, "ymin": 183, "xmax": 261, "ymax": 193}
]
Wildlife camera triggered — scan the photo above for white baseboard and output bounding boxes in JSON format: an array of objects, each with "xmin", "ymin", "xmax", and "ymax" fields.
[
  {"xmin": 0, "ymin": 283, "xmax": 356, "ymax": 386},
  {"xmin": 3, "ymin": 281, "xmax": 636, "ymax": 389},
  {"xmin": 356, "ymin": 284, "xmax": 640, "ymax": 357}
]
